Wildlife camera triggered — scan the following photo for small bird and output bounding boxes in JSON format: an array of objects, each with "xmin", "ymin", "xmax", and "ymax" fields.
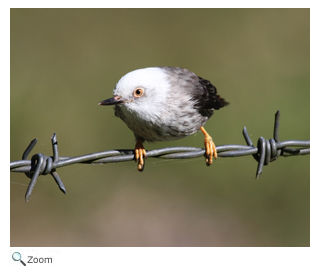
[{"xmin": 99, "ymin": 66, "xmax": 229, "ymax": 171}]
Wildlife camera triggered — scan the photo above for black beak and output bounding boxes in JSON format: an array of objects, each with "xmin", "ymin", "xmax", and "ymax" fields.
[{"xmin": 98, "ymin": 95, "xmax": 124, "ymax": 106}]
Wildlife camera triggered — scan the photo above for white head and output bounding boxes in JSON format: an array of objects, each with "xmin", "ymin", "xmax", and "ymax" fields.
[{"xmin": 99, "ymin": 67, "xmax": 171, "ymax": 120}]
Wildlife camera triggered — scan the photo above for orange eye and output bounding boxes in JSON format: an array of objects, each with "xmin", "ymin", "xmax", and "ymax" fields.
[{"xmin": 133, "ymin": 88, "xmax": 144, "ymax": 98}]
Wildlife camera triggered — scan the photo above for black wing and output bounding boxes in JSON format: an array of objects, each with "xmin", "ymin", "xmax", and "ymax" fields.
[
  {"xmin": 159, "ymin": 66, "xmax": 229, "ymax": 114},
  {"xmin": 194, "ymin": 76, "xmax": 229, "ymax": 111}
]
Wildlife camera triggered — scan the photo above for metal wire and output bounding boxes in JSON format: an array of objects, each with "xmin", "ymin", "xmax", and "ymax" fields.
[{"xmin": 10, "ymin": 111, "xmax": 310, "ymax": 202}]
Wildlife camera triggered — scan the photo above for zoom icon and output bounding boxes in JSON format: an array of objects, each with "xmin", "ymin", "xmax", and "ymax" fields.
[{"xmin": 12, "ymin": 252, "xmax": 26, "ymax": 266}]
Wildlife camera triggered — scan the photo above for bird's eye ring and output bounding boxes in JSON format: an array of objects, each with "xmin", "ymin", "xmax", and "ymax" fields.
[{"xmin": 133, "ymin": 88, "xmax": 144, "ymax": 98}]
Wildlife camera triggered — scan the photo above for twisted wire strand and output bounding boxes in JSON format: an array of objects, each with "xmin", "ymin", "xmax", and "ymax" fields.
[{"xmin": 10, "ymin": 111, "xmax": 310, "ymax": 202}]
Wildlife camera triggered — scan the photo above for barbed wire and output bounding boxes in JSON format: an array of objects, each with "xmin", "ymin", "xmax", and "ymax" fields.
[{"xmin": 10, "ymin": 110, "xmax": 310, "ymax": 202}]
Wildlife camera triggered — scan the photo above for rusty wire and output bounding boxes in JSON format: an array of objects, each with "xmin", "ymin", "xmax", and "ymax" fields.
[{"xmin": 10, "ymin": 111, "xmax": 310, "ymax": 202}]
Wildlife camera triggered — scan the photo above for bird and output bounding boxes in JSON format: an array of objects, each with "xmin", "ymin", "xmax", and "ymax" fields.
[{"xmin": 99, "ymin": 66, "xmax": 229, "ymax": 172}]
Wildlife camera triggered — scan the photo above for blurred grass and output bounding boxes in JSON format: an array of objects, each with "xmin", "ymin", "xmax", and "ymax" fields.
[{"xmin": 10, "ymin": 8, "xmax": 309, "ymax": 247}]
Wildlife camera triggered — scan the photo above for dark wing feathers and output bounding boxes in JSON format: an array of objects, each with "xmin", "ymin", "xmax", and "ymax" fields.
[
  {"xmin": 194, "ymin": 76, "xmax": 229, "ymax": 111},
  {"xmin": 159, "ymin": 66, "xmax": 229, "ymax": 114}
]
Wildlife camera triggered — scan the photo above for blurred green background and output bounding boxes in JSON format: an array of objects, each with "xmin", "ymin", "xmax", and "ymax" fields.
[{"xmin": 10, "ymin": 9, "xmax": 309, "ymax": 247}]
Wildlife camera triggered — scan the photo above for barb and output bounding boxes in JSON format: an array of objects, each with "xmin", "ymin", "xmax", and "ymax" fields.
[{"xmin": 10, "ymin": 111, "xmax": 310, "ymax": 202}]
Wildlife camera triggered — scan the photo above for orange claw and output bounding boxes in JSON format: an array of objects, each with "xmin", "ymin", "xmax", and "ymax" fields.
[
  {"xmin": 200, "ymin": 126, "xmax": 218, "ymax": 166},
  {"xmin": 135, "ymin": 139, "xmax": 147, "ymax": 172}
]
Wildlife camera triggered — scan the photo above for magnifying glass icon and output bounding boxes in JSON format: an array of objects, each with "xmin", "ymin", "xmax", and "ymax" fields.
[{"xmin": 12, "ymin": 252, "xmax": 26, "ymax": 266}]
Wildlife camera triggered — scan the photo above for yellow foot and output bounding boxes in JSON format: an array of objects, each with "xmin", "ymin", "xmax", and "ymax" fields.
[
  {"xmin": 135, "ymin": 139, "xmax": 147, "ymax": 172},
  {"xmin": 200, "ymin": 126, "xmax": 218, "ymax": 166}
]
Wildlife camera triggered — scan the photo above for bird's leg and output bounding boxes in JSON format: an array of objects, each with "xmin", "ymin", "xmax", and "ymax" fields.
[
  {"xmin": 200, "ymin": 126, "xmax": 218, "ymax": 166},
  {"xmin": 135, "ymin": 138, "xmax": 147, "ymax": 172}
]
